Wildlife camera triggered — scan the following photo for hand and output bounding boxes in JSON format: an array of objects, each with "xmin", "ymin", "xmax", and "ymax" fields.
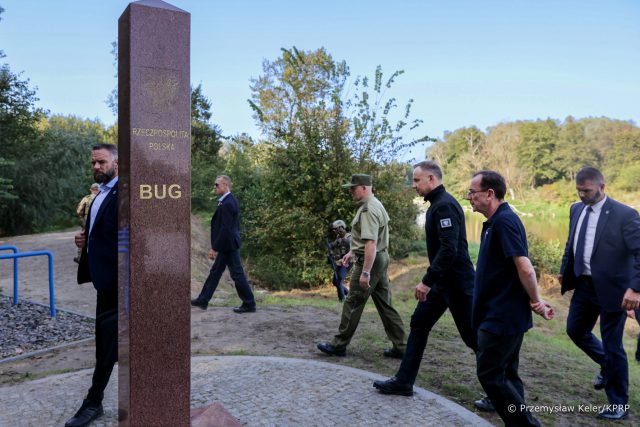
[
  {"xmin": 207, "ymin": 249, "xmax": 217, "ymax": 260},
  {"xmin": 359, "ymin": 273, "xmax": 370, "ymax": 291},
  {"xmin": 622, "ymin": 288, "xmax": 640, "ymax": 310},
  {"xmin": 74, "ymin": 231, "xmax": 86, "ymax": 249},
  {"xmin": 557, "ymin": 275, "xmax": 563, "ymax": 285},
  {"xmin": 530, "ymin": 299, "xmax": 554, "ymax": 320},
  {"xmin": 627, "ymin": 310, "xmax": 636, "ymax": 320},
  {"xmin": 415, "ymin": 283, "xmax": 430, "ymax": 302},
  {"xmin": 341, "ymin": 252, "xmax": 352, "ymax": 267}
]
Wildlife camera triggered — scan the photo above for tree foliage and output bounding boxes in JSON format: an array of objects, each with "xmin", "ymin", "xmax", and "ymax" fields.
[
  {"xmin": 190, "ymin": 84, "xmax": 224, "ymax": 212},
  {"xmin": 427, "ymin": 116, "xmax": 639, "ymax": 201},
  {"xmin": 243, "ymin": 47, "xmax": 425, "ymax": 288}
]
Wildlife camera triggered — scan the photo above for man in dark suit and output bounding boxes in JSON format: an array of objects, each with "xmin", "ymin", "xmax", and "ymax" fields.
[
  {"xmin": 560, "ymin": 167, "xmax": 640, "ymax": 420},
  {"xmin": 191, "ymin": 175, "xmax": 256, "ymax": 313},
  {"xmin": 65, "ymin": 144, "xmax": 119, "ymax": 427}
]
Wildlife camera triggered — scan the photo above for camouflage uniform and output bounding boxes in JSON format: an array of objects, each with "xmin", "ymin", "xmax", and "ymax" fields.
[
  {"xmin": 74, "ymin": 185, "xmax": 98, "ymax": 262},
  {"xmin": 328, "ymin": 226, "xmax": 352, "ymax": 301},
  {"xmin": 331, "ymin": 194, "xmax": 406, "ymax": 352},
  {"xmin": 76, "ymin": 193, "xmax": 96, "ymax": 228}
]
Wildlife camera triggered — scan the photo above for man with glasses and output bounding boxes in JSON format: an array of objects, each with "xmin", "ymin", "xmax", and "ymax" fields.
[
  {"xmin": 468, "ymin": 170, "xmax": 553, "ymax": 427},
  {"xmin": 317, "ymin": 174, "xmax": 406, "ymax": 358},
  {"xmin": 191, "ymin": 175, "xmax": 257, "ymax": 313},
  {"xmin": 559, "ymin": 167, "xmax": 640, "ymax": 420}
]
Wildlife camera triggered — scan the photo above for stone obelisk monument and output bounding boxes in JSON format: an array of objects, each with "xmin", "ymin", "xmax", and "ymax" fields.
[{"xmin": 117, "ymin": 1, "xmax": 191, "ymax": 425}]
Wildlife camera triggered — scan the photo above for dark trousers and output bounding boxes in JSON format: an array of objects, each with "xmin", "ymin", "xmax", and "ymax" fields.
[
  {"xmin": 635, "ymin": 308, "xmax": 640, "ymax": 361},
  {"xmin": 476, "ymin": 330, "xmax": 540, "ymax": 427},
  {"xmin": 566, "ymin": 277, "xmax": 628, "ymax": 404},
  {"xmin": 197, "ymin": 249, "xmax": 255, "ymax": 307},
  {"xmin": 395, "ymin": 285, "xmax": 476, "ymax": 385},
  {"xmin": 87, "ymin": 289, "xmax": 118, "ymax": 404}
]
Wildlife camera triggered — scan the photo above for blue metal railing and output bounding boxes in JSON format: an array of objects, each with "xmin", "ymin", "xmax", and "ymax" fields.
[
  {"xmin": 0, "ymin": 247, "xmax": 56, "ymax": 317},
  {"xmin": 0, "ymin": 245, "xmax": 19, "ymax": 305}
]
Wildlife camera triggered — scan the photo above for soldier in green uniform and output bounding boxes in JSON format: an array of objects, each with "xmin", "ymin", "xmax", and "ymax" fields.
[
  {"xmin": 74, "ymin": 183, "xmax": 99, "ymax": 263},
  {"xmin": 317, "ymin": 174, "xmax": 406, "ymax": 357}
]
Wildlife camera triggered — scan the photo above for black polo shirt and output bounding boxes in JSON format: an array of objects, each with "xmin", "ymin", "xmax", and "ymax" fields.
[{"xmin": 472, "ymin": 202, "xmax": 532, "ymax": 335}]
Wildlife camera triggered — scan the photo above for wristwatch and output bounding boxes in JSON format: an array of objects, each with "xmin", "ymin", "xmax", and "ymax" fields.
[{"xmin": 361, "ymin": 271, "xmax": 370, "ymax": 278}]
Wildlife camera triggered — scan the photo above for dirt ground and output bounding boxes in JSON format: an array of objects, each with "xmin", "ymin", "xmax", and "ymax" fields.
[
  {"xmin": 0, "ymin": 218, "xmax": 416, "ymax": 386},
  {"xmin": 4, "ymin": 221, "xmax": 640, "ymax": 426}
]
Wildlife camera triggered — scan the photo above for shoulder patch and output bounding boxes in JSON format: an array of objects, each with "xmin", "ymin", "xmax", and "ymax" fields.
[{"xmin": 439, "ymin": 218, "xmax": 452, "ymax": 228}]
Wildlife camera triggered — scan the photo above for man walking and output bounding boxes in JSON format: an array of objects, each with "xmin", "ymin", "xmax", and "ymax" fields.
[
  {"xmin": 327, "ymin": 219, "xmax": 352, "ymax": 301},
  {"xmin": 191, "ymin": 175, "xmax": 257, "ymax": 313},
  {"xmin": 468, "ymin": 170, "xmax": 553, "ymax": 427},
  {"xmin": 373, "ymin": 161, "xmax": 478, "ymax": 398},
  {"xmin": 66, "ymin": 144, "xmax": 119, "ymax": 427},
  {"xmin": 559, "ymin": 167, "xmax": 640, "ymax": 420},
  {"xmin": 317, "ymin": 174, "xmax": 405, "ymax": 357}
]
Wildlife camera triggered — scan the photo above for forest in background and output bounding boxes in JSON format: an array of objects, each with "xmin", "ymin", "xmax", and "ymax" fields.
[{"xmin": 429, "ymin": 116, "xmax": 640, "ymax": 206}]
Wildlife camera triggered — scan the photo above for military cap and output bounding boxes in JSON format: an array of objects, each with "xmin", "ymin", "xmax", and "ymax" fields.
[{"xmin": 341, "ymin": 174, "xmax": 372, "ymax": 188}]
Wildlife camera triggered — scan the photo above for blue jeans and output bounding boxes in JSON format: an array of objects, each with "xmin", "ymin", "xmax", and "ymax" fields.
[{"xmin": 197, "ymin": 249, "xmax": 255, "ymax": 307}]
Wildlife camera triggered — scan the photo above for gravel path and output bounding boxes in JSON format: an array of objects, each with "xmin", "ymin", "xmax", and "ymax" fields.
[{"xmin": 0, "ymin": 297, "xmax": 94, "ymax": 359}]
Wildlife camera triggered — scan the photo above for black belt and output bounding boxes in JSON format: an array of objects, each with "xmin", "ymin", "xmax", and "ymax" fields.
[{"xmin": 353, "ymin": 249, "xmax": 387, "ymax": 264}]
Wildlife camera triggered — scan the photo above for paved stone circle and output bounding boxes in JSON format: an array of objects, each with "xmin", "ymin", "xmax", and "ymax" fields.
[{"xmin": 0, "ymin": 356, "xmax": 492, "ymax": 427}]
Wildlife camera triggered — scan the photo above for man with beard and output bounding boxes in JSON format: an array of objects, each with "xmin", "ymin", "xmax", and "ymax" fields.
[
  {"xmin": 373, "ymin": 161, "xmax": 480, "ymax": 401},
  {"xmin": 65, "ymin": 144, "xmax": 118, "ymax": 427},
  {"xmin": 559, "ymin": 167, "xmax": 640, "ymax": 420}
]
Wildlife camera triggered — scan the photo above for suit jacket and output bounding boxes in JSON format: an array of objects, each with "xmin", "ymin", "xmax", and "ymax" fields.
[
  {"xmin": 560, "ymin": 197, "xmax": 640, "ymax": 311},
  {"xmin": 211, "ymin": 193, "xmax": 242, "ymax": 252},
  {"xmin": 77, "ymin": 183, "xmax": 118, "ymax": 293}
]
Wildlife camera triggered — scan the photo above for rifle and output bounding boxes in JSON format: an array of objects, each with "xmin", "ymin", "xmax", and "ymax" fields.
[{"xmin": 326, "ymin": 238, "xmax": 347, "ymax": 301}]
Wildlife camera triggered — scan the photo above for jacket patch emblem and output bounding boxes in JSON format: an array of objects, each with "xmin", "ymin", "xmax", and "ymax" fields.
[{"xmin": 440, "ymin": 218, "xmax": 452, "ymax": 228}]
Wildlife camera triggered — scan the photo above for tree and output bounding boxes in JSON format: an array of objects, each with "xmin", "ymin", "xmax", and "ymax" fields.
[
  {"xmin": 246, "ymin": 47, "xmax": 424, "ymax": 288},
  {"xmin": 483, "ymin": 122, "xmax": 525, "ymax": 200},
  {"xmin": 0, "ymin": 18, "xmax": 48, "ymax": 233},
  {"xmin": 517, "ymin": 119, "xmax": 560, "ymax": 187},
  {"xmin": 190, "ymin": 84, "xmax": 224, "ymax": 212},
  {"xmin": 553, "ymin": 116, "xmax": 600, "ymax": 180}
]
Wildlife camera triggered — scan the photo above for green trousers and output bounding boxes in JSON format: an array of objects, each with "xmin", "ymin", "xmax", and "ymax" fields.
[{"xmin": 332, "ymin": 251, "xmax": 406, "ymax": 351}]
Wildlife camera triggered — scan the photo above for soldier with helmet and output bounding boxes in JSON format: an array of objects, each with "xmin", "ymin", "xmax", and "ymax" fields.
[{"xmin": 327, "ymin": 219, "xmax": 352, "ymax": 301}]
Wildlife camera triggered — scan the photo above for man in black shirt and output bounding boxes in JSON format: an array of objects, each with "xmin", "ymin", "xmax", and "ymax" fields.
[
  {"xmin": 373, "ymin": 161, "xmax": 479, "ymax": 398},
  {"xmin": 469, "ymin": 170, "xmax": 553, "ymax": 426}
]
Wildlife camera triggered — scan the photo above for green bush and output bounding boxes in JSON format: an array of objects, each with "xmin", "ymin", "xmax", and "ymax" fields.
[{"xmin": 527, "ymin": 234, "xmax": 564, "ymax": 276}]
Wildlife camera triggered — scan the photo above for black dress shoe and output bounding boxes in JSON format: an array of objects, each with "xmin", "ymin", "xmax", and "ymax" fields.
[
  {"xmin": 594, "ymin": 374, "xmax": 605, "ymax": 390},
  {"xmin": 317, "ymin": 342, "xmax": 346, "ymax": 357},
  {"xmin": 65, "ymin": 400, "xmax": 104, "ymax": 427},
  {"xmin": 373, "ymin": 377, "xmax": 413, "ymax": 396},
  {"xmin": 233, "ymin": 305, "xmax": 256, "ymax": 313},
  {"xmin": 474, "ymin": 396, "xmax": 495, "ymax": 412},
  {"xmin": 598, "ymin": 408, "xmax": 628, "ymax": 420},
  {"xmin": 191, "ymin": 299, "xmax": 208, "ymax": 310},
  {"xmin": 383, "ymin": 348, "xmax": 404, "ymax": 359}
]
